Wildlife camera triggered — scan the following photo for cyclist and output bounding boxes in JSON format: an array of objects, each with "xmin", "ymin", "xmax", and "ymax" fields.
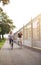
[
  {"xmin": 18, "ymin": 32, "xmax": 22, "ymax": 48},
  {"xmin": 8, "ymin": 31, "xmax": 14, "ymax": 49}
]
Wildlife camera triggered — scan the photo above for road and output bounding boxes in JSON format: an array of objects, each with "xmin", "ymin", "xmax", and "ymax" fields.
[{"xmin": 0, "ymin": 40, "xmax": 41, "ymax": 65}]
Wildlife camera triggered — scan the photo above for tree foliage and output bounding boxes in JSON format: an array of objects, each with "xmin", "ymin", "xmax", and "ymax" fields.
[
  {"xmin": 0, "ymin": 7, "xmax": 15, "ymax": 38},
  {"xmin": 0, "ymin": 0, "xmax": 10, "ymax": 5}
]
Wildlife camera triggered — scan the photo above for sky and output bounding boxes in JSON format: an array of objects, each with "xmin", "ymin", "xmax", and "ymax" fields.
[{"xmin": 0, "ymin": 0, "xmax": 41, "ymax": 33}]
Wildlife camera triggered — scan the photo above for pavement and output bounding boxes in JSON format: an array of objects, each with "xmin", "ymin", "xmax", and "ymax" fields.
[{"xmin": 0, "ymin": 40, "xmax": 41, "ymax": 65}]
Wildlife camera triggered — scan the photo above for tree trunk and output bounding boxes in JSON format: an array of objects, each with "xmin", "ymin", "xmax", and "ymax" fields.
[
  {"xmin": 2, "ymin": 34, "xmax": 4, "ymax": 39},
  {"xmin": 0, "ymin": 35, "xmax": 1, "ymax": 41}
]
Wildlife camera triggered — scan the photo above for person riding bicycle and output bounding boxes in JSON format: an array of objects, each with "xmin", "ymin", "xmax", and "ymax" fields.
[
  {"xmin": 8, "ymin": 31, "xmax": 14, "ymax": 49},
  {"xmin": 18, "ymin": 32, "xmax": 22, "ymax": 47}
]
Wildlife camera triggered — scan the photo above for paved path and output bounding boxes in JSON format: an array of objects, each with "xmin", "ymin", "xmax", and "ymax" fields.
[{"xmin": 0, "ymin": 40, "xmax": 41, "ymax": 65}]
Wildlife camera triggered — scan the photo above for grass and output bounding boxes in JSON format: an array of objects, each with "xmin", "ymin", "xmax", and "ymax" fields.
[{"xmin": 0, "ymin": 39, "xmax": 6, "ymax": 48}]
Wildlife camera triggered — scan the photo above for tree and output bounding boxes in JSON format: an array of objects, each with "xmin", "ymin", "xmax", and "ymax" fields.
[
  {"xmin": 0, "ymin": 0, "xmax": 10, "ymax": 5},
  {"xmin": 0, "ymin": 23, "xmax": 10, "ymax": 38},
  {"xmin": 0, "ymin": 7, "xmax": 15, "ymax": 38}
]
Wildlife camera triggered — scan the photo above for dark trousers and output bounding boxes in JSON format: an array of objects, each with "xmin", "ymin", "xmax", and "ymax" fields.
[
  {"xmin": 9, "ymin": 39, "xmax": 13, "ymax": 43},
  {"xmin": 9, "ymin": 39, "xmax": 13, "ymax": 48}
]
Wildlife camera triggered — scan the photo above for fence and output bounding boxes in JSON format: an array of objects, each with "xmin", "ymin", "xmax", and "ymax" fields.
[{"xmin": 23, "ymin": 15, "xmax": 41, "ymax": 49}]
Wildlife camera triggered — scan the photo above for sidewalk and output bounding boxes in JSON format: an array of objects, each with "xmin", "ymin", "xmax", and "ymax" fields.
[{"xmin": 0, "ymin": 40, "xmax": 41, "ymax": 65}]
